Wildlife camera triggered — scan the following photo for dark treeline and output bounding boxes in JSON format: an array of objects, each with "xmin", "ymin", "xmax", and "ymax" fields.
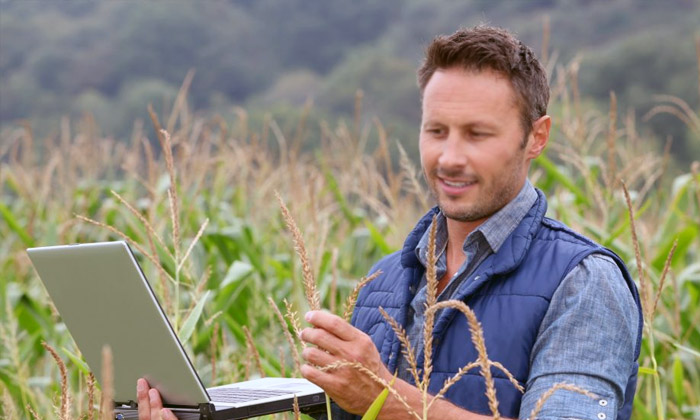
[{"xmin": 1, "ymin": 0, "xmax": 698, "ymax": 163}]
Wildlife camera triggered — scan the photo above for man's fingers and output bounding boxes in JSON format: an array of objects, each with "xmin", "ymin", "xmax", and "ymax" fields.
[
  {"xmin": 302, "ymin": 346, "xmax": 337, "ymax": 367},
  {"xmin": 137, "ymin": 378, "xmax": 150, "ymax": 420},
  {"xmin": 300, "ymin": 325, "xmax": 346, "ymax": 355},
  {"xmin": 149, "ymin": 388, "xmax": 164, "ymax": 420},
  {"xmin": 161, "ymin": 408, "xmax": 178, "ymax": 420},
  {"xmin": 300, "ymin": 363, "xmax": 341, "ymax": 391},
  {"xmin": 304, "ymin": 311, "xmax": 357, "ymax": 341}
]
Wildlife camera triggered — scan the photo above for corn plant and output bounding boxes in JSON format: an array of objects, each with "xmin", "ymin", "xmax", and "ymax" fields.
[{"xmin": 1, "ymin": 43, "xmax": 698, "ymax": 420}]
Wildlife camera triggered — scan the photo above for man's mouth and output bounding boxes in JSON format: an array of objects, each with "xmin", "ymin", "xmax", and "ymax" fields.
[
  {"xmin": 438, "ymin": 177, "xmax": 478, "ymax": 195},
  {"xmin": 442, "ymin": 179, "xmax": 475, "ymax": 188}
]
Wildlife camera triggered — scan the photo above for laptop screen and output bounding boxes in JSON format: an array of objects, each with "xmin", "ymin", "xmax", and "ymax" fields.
[{"xmin": 28, "ymin": 241, "xmax": 210, "ymax": 406}]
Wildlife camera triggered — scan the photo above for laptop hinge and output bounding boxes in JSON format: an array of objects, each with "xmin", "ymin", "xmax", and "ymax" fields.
[{"xmin": 198, "ymin": 403, "xmax": 216, "ymax": 420}]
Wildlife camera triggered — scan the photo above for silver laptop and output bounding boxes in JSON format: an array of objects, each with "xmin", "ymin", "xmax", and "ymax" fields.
[{"xmin": 27, "ymin": 241, "xmax": 325, "ymax": 420}]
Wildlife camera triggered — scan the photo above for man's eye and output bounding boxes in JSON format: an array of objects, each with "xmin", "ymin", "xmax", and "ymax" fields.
[{"xmin": 427, "ymin": 128, "xmax": 445, "ymax": 135}]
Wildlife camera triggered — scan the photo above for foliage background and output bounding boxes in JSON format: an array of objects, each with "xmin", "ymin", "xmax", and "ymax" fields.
[
  {"xmin": 1, "ymin": 1, "xmax": 699, "ymax": 419},
  {"xmin": 1, "ymin": 0, "xmax": 700, "ymax": 163}
]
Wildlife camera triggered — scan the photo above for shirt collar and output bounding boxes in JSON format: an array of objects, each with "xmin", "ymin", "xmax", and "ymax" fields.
[{"xmin": 476, "ymin": 179, "xmax": 537, "ymax": 253}]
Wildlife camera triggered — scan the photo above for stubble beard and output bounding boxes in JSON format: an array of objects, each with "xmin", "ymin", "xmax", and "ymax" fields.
[
  {"xmin": 433, "ymin": 179, "xmax": 519, "ymax": 222},
  {"xmin": 426, "ymin": 160, "xmax": 525, "ymax": 223}
]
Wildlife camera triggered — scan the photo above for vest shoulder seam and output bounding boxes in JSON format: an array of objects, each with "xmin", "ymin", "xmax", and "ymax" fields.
[{"xmin": 541, "ymin": 218, "xmax": 603, "ymax": 247}]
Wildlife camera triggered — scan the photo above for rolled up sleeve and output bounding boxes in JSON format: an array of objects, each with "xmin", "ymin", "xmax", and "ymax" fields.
[{"xmin": 519, "ymin": 254, "xmax": 640, "ymax": 420}]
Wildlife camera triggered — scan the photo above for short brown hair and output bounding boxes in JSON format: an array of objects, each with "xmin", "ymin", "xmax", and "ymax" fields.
[{"xmin": 418, "ymin": 26, "xmax": 549, "ymax": 136}]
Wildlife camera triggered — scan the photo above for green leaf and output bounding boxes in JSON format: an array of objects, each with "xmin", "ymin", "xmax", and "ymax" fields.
[
  {"xmin": 361, "ymin": 373, "xmax": 396, "ymax": 420},
  {"xmin": 179, "ymin": 290, "xmax": 211, "ymax": 344},
  {"xmin": 221, "ymin": 261, "xmax": 254, "ymax": 287},
  {"xmin": 672, "ymin": 355, "xmax": 685, "ymax": 407},
  {"xmin": 61, "ymin": 347, "xmax": 91, "ymax": 376},
  {"xmin": 361, "ymin": 388, "xmax": 390, "ymax": 420},
  {"xmin": 317, "ymin": 250, "xmax": 333, "ymax": 284},
  {"xmin": 652, "ymin": 226, "xmax": 697, "ymax": 271},
  {"xmin": 632, "ymin": 396, "xmax": 655, "ymax": 420},
  {"xmin": 222, "ymin": 314, "xmax": 281, "ymax": 374},
  {"xmin": 533, "ymin": 154, "xmax": 590, "ymax": 206},
  {"xmin": 364, "ymin": 220, "xmax": 394, "ymax": 255},
  {"xmin": 0, "ymin": 202, "xmax": 35, "ymax": 247},
  {"xmin": 674, "ymin": 343, "xmax": 700, "ymax": 359},
  {"xmin": 638, "ymin": 366, "xmax": 657, "ymax": 375},
  {"xmin": 319, "ymin": 154, "xmax": 360, "ymax": 225}
]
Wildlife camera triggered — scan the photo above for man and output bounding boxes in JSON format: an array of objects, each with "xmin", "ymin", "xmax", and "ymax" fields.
[
  {"xmin": 299, "ymin": 26, "xmax": 641, "ymax": 420},
  {"xmin": 139, "ymin": 26, "xmax": 642, "ymax": 419}
]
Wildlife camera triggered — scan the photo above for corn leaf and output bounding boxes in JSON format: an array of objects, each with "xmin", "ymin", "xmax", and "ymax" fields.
[
  {"xmin": 319, "ymin": 155, "xmax": 360, "ymax": 226},
  {"xmin": 364, "ymin": 220, "xmax": 394, "ymax": 255},
  {"xmin": 361, "ymin": 388, "xmax": 390, "ymax": 420},
  {"xmin": 638, "ymin": 366, "xmax": 657, "ymax": 375},
  {"xmin": 533, "ymin": 154, "xmax": 590, "ymax": 206},
  {"xmin": 0, "ymin": 202, "xmax": 34, "ymax": 247},
  {"xmin": 61, "ymin": 346, "xmax": 91, "ymax": 376},
  {"xmin": 674, "ymin": 343, "xmax": 700, "ymax": 359},
  {"xmin": 179, "ymin": 290, "xmax": 211, "ymax": 344},
  {"xmin": 361, "ymin": 373, "xmax": 397, "ymax": 420},
  {"xmin": 652, "ymin": 226, "xmax": 697, "ymax": 271},
  {"xmin": 222, "ymin": 314, "xmax": 281, "ymax": 374},
  {"xmin": 672, "ymin": 356, "xmax": 686, "ymax": 407}
]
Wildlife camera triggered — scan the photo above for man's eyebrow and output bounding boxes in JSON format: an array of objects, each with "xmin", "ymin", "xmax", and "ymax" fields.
[
  {"xmin": 464, "ymin": 121, "xmax": 498, "ymax": 130},
  {"xmin": 421, "ymin": 119, "xmax": 500, "ymax": 129},
  {"xmin": 421, "ymin": 120, "xmax": 445, "ymax": 127},
  {"xmin": 458, "ymin": 120, "xmax": 500, "ymax": 131}
]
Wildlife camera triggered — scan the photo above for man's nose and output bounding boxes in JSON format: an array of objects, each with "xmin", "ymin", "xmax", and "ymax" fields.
[{"xmin": 437, "ymin": 134, "xmax": 469, "ymax": 169}]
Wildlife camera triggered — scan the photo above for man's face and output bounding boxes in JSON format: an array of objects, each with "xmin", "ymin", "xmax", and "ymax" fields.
[{"xmin": 419, "ymin": 68, "xmax": 541, "ymax": 224}]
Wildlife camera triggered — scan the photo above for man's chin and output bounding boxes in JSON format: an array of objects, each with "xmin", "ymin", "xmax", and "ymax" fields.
[{"xmin": 437, "ymin": 204, "xmax": 487, "ymax": 223}]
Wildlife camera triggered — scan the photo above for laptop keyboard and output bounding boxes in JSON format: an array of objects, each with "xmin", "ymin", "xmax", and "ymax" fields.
[{"xmin": 208, "ymin": 387, "xmax": 300, "ymax": 404}]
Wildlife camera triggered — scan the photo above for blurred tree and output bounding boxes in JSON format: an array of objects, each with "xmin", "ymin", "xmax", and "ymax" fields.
[
  {"xmin": 0, "ymin": 72, "xmax": 43, "ymax": 121},
  {"xmin": 116, "ymin": 78, "xmax": 178, "ymax": 137},
  {"xmin": 0, "ymin": 15, "xmax": 42, "ymax": 74},
  {"xmin": 248, "ymin": 0, "xmax": 402, "ymax": 73},
  {"xmin": 72, "ymin": 90, "xmax": 117, "ymax": 135},
  {"xmin": 579, "ymin": 28, "xmax": 699, "ymax": 164},
  {"xmin": 253, "ymin": 70, "xmax": 322, "ymax": 107},
  {"xmin": 319, "ymin": 50, "xmax": 418, "ymax": 122},
  {"xmin": 0, "ymin": 0, "xmax": 698, "ymax": 168},
  {"xmin": 30, "ymin": 46, "xmax": 74, "ymax": 91}
]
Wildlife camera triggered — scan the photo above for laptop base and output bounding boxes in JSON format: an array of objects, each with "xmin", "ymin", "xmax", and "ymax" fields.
[{"xmin": 114, "ymin": 396, "xmax": 326, "ymax": 420}]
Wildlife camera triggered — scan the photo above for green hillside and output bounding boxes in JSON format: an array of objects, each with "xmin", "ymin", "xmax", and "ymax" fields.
[{"xmin": 1, "ymin": 0, "xmax": 698, "ymax": 162}]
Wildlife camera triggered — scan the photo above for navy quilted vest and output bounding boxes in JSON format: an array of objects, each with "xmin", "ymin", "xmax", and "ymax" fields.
[{"xmin": 351, "ymin": 190, "xmax": 642, "ymax": 419}]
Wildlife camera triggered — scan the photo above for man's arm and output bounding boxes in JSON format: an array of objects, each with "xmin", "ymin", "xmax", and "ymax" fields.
[
  {"xmin": 300, "ymin": 310, "xmax": 508, "ymax": 420},
  {"xmin": 133, "ymin": 312, "xmax": 496, "ymax": 420},
  {"xmin": 518, "ymin": 254, "xmax": 640, "ymax": 419}
]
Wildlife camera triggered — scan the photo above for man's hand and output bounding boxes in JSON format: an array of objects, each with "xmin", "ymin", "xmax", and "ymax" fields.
[
  {"xmin": 299, "ymin": 310, "xmax": 393, "ymax": 415},
  {"xmin": 136, "ymin": 378, "xmax": 178, "ymax": 420}
]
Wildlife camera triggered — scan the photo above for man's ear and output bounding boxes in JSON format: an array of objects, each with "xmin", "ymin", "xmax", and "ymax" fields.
[{"xmin": 526, "ymin": 115, "xmax": 551, "ymax": 159}]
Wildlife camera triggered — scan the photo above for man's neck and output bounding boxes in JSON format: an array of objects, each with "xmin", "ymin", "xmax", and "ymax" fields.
[
  {"xmin": 436, "ymin": 217, "xmax": 485, "ymax": 293},
  {"xmin": 444, "ymin": 216, "xmax": 485, "ymax": 261},
  {"xmin": 443, "ymin": 178, "xmax": 529, "ymax": 258}
]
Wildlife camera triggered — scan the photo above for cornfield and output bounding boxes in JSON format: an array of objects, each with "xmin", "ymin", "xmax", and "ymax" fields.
[{"xmin": 1, "ymin": 54, "xmax": 699, "ymax": 419}]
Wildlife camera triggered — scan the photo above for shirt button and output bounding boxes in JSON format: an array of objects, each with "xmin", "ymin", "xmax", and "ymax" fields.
[
  {"xmin": 599, "ymin": 399, "xmax": 608, "ymax": 407},
  {"xmin": 597, "ymin": 413, "xmax": 606, "ymax": 420}
]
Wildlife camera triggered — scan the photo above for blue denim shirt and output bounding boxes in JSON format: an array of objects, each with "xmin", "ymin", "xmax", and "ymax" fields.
[{"xmin": 400, "ymin": 180, "xmax": 639, "ymax": 419}]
